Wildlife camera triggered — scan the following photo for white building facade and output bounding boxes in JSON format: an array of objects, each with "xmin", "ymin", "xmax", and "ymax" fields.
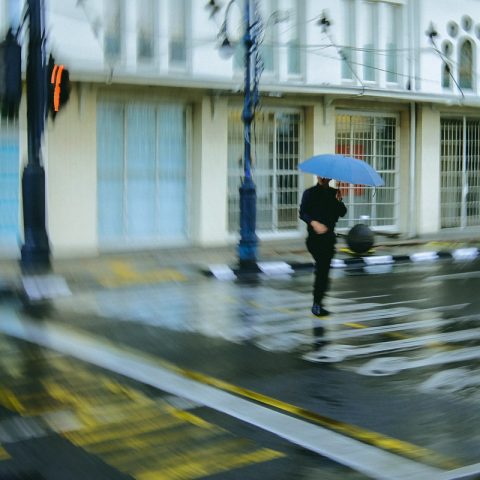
[{"xmin": 1, "ymin": 0, "xmax": 480, "ymax": 257}]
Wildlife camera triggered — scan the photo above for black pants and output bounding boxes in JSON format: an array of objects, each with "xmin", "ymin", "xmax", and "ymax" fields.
[{"xmin": 306, "ymin": 234, "xmax": 335, "ymax": 305}]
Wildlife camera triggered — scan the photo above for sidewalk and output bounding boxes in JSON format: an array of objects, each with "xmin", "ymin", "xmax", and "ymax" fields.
[{"xmin": 0, "ymin": 231, "xmax": 479, "ymax": 298}]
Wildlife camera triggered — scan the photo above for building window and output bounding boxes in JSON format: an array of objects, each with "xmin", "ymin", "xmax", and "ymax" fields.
[
  {"xmin": 228, "ymin": 109, "xmax": 302, "ymax": 233},
  {"xmin": 341, "ymin": 0, "xmax": 356, "ymax": 81},
  {"xmin": 233, "ymin": 0, "xmax": 276, "ymax": 74},
  {"xmin": 335, "ymin": 113, "xmax": 398, "ymax": 229},
  {"xmin": 233, "ymin": 43, "xmax": 244, "ymax": 72},
  {"xmin": 137, "ymin": 0, "xmax": 156, "ymax": 61},
  {"xmin": 362, "ymin": 1, "xmax": 377, "ymax": 82},
  {"xmin": 385, "ymin": 3, "xmax": 400, "ymax": 83},
  {"xmin": 441, "ymin": 118, "xmax": 480, "ymax": 228},
  {"xmin": 104, "ymin": 0, "xmax": 122, "ymax": 61},
  {"xmin": 459, "ymin": 39, "xmax": 474, "ymax": 89},
  {"xmin": 442, "ymin": 62, "xmax": 452, "ymax": 89},
  {"xmin": 169, "ymin": 0, "xmax": 187, "ymax": 67},
  {"xmin": 97, "ymin": 100, "xmax": 189, "ymax": 244},
  {"xmin": 258, "ymin": 0, "xmax": 276, "ymax": 74},
  {"xmin": 286, "ymin": 0, "xmax": 303, "ymax": 76}
]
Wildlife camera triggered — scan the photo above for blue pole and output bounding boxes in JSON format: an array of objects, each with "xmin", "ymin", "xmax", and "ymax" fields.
[
  {"xmin": 21, "ymin": 0, "xmax": 51, "ymax": 271},
  {"xmin": 237, "ymin": 0, "xmax": 258, "ymax": 269}
]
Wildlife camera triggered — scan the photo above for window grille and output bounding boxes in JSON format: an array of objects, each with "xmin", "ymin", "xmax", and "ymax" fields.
[
  {"xmin": 227, "ymin": 109, "xmax": 302, "ymax": 233},
  {"xmin": 335, "ymin": 113, "xmax": 398, "ymax": 229},
  {"xmin": 441, "ymin": 118, "xmax": 480, "ymax": 228}
]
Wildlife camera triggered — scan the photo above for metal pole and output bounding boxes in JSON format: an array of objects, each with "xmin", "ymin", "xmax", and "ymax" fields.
[
  {"xmin": 21, "ymin": 0, "xmax": 51, "ymax": 271},
  {"xmin": 237, "ymin": 0, "xmax": 258, "ymax": 269}
]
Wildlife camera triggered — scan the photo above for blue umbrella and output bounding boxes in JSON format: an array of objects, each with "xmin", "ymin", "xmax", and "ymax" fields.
[{"xmin": 298, "ymin": 154, "xmax": 384, "ymax": 187}]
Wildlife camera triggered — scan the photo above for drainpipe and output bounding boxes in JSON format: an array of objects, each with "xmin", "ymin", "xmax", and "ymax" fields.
[
  {"xmin": 407, "ymin": 1, "xmax": 417, "ymax": 238},
  {"xmin": 408, "ymin": 101, "xmax": 417, "ymax": 238}
]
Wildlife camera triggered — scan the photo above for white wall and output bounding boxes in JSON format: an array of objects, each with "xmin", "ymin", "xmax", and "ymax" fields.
[
  {"xmin": 40, "ymin": 0, "xmax": 480, "ymax": 99},
  {"xmin": 416, "ymin": 105, "xmax": 441, "ymax": 235},
  {"xmin": 46, "ymin": 83, "xmax": 98, "ymax": 256},
  {"xmin": 191, "ymin": 95, "xmax": 229, "ymax": 246},
  {"xmin": 418, "ymin": 0, "xmax": 480, "ymax": 95}
]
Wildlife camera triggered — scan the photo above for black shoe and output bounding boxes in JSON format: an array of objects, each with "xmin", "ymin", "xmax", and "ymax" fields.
[
  {"xmin": 311, "ymin": 303, "xmax": 321, "ymax": 316},
  {"xmin": 311, "ymin": 303, "xmax": 329, "ymax": 317}
]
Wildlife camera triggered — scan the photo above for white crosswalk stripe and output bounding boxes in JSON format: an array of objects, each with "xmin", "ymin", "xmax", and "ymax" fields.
[{"xmin": 51, "ymin": 282, "xmax": 480, "ymax": 392}]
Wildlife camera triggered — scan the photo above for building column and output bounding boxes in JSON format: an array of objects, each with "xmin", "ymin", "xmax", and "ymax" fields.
[
  {"xmin": 46, "ymin": 84, "xmax": 98, "ymax": 256},
  {"xmin": 303, "ymin": 98, "xmax": 336, "ymax": 188},
  {"xmin": 416, "ymin": 105, "xmax": 441, "ymax": 235},
  {"xmin": 191, "ymin": 95, "xmax": 229, "ymax": 246}
]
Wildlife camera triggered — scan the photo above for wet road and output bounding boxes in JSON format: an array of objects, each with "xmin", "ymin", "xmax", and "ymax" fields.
[{"xmin": 1, "ymin": 256, "xmax": 480, "ymax": 478}]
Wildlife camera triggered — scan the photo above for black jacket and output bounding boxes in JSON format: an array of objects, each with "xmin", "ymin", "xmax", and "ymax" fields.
[{"xmin": 299, "ymin": 184, "xmax": 347, "ymax": 236}]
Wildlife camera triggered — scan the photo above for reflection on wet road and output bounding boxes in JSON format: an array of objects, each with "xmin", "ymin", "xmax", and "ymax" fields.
[
  {"xmin": 0, "ymin": 335, "xmax": 286, "ymax": 479},
  {"xmin": 2, "ymin": 256, "xmax": 480, "ymax": 478}
]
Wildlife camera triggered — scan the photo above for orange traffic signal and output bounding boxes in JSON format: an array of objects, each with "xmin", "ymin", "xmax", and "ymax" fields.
[{"xmin": 48, "ymin": 55, "xmax": 70, "ymax": 119}]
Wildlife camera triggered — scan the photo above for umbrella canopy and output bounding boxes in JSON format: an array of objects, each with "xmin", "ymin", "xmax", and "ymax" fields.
[{"xmin": 298, "ymin": 154, "xmax": 384, "ymax": 187}]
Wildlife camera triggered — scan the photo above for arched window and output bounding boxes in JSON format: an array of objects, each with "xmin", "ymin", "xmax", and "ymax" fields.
[
  {"xmin": 459, "ymin": 39, "xmax": 474, "ymax": 89},
  {"xmin": 442, "ymin": 62, "xmax": 452, "ymax": 88}
]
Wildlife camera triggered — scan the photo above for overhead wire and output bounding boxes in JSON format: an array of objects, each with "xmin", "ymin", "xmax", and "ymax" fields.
[
  {"xmin": 63, "ymin": 2, "xmax": 472, "ymax": 94},
  {"xmin": 426, "ymin": 24, "xmax": 465, "ymax": 100}
]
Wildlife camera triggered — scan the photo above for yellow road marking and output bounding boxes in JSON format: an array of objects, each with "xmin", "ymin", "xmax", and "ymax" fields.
[
  {"xmin": 162, "ymin": 362, "xmax": 459, "ymax": 470},
  {"xmin": 137, "ymin": 447, "xmax": 283, "ymax": 480},
  {"xmin": 339, "ymin": 247, "xmax": 375, "ymax": 255},
  {"xmin": 0, "ymin": 446, "xmax": 10, "ymax": 461},
  {"xmin": 65, "ymin": 414, "xmax": 186, "ymax": 446},
  {"xmin": 132, "ymin": 439, "xmax": 285, "ymax": 480},
  {"xmin": 166, "ymin": 406, "xmax": 218, "ymax": 430},
  {"xmin": 0, "ymin": 351, "xmax": 284, "ymax": 479},
  {"xmin": 54, "ymin": 324, "xmax": 457, "ymax": 470},
  {"xmin": 2, "ymin": 319, "xmax": 459, "ymax": 471},
  {"xmin": 99, "ymin": 260, "xmax": 186, "ymax": 287},
  {"xmin": 0, "ymin": 389, "xmax": 26, "ymax": 414},
  {"xmin": 344, "ymin": 322, "xmax": 367, "ymax": 329},
  {"xmin": 92, "ymin": 427, "xmax": 220, "ymax": 457}
]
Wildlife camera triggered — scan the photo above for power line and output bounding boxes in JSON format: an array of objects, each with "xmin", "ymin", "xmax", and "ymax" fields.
[
  {"xmin": 53, "ymin": 4, "xmax": 472, "ymax": 92},
  {"xmin": 426, "ymin": 22, "xmax": 465, "ymax": 100}
]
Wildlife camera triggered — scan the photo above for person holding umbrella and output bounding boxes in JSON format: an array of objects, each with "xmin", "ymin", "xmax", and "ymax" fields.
[
  {"xmin": 298, "ymin": 153, "xmax": 383, "ymax": 349},
  {"xmin": 300, "ymin": 176, "xmax": 347, "ymax": 319}
]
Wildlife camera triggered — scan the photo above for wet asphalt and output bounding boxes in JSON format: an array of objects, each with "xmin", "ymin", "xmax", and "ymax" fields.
[{"xmin": 1, "ymin": 255, "xmax": 480, "ymax": 478}]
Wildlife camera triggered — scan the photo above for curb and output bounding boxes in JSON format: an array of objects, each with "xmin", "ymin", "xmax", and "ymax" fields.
[{"xmin": 205, "ymin": 247, "xmax": 480, "ymax": 280}]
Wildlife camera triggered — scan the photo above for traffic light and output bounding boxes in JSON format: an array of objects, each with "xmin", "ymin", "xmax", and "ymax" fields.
[
  {"xmin": 0, "ymin": 29, "xmax": 22, "ymax": 119},
  {"xmin": 47, "ymin": 55, "xmax": 70, "ymax": 119}
]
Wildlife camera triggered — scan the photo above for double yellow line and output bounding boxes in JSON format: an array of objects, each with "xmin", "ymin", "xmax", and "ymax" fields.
[
  {"xmin": 171, "ymin": 362, "xmax": 459, "ymax": 470},
  {"xmin": 35, "ymin": 320, "xmax": 462, "ymax": 471}
]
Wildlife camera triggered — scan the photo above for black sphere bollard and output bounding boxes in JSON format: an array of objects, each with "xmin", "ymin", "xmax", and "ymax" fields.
[{"xmin": 347, "ymin": 224, "xmax": 375, "ymax": 254}]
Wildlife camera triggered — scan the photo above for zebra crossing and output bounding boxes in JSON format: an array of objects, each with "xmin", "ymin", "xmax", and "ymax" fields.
[{"xmin": 49, "ymin": 276, "xmax": 480, "ymax": 396}]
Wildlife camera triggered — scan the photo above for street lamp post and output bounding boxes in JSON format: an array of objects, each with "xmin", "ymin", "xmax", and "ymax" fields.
[
  {"xmin": 211, "ymin": 0, "xmax": 263, "ymax": 270},
  {"xmin": 21, "ymin": 0, "xmax": 51, "ymax": 272},
  {"xmin": 237, "ymin": 0, "xmax": 259, "ymax": 270}
]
